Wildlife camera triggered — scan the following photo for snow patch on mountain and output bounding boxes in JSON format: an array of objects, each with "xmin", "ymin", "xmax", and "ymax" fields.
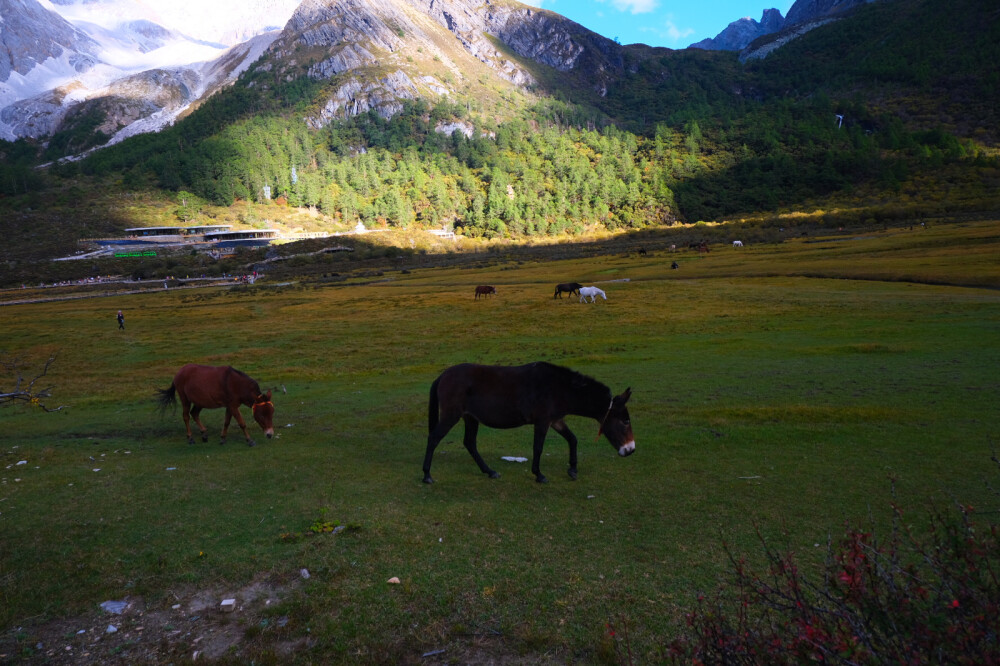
[
  {"xmin": 41, "ymin": 0, "xmax": 300, "ymax": 46},
  {"xmin": 1, "ymin": 0, "xmax": 297, "ymax": 142},
  {"xmin": 105, "ymin": 30, "xmax": 281, "ymax": 146}
]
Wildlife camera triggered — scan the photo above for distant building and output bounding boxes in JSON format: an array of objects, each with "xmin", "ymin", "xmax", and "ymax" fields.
[{"xmin": 204, "ymin": 229, "xmax": 279, "ymax": 248}]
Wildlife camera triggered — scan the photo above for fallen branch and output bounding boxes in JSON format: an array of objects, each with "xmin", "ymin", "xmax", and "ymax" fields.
[{"xmin": 1, "ymin": 353, "xmax": 66, "ymax": 412}]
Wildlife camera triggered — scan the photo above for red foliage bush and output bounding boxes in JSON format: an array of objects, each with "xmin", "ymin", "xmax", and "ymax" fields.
[{"xmin": 667, "ymin": 483, "xmax": 1000, "ymax": 664}]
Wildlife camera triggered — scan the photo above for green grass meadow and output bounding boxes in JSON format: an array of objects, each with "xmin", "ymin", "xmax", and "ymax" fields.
[{"xmin": 2, "ymin": 222, "xmax": 1000, "ymax": 662}]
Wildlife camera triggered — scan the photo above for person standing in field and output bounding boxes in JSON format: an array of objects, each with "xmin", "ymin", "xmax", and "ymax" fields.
[{"xmin": 117, "ymin": 310, "xmax": 125, "ymax": 330}]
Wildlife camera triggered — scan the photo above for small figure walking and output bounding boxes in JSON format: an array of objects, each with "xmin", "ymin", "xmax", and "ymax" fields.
[{"xmin": 117, "ymin": 310, "xmax": 125, "ymax": 330}]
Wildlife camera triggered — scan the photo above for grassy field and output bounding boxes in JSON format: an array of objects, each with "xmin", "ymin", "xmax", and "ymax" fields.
[{"xmin": 2, "ymin": 221, "xmax": 999, "ymax": 663}]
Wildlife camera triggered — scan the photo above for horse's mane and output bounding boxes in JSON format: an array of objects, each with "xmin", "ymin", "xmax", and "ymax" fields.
[
  {"xmin": 534, "ymin": 362, "xmax": 611, "ymax": 400},
  {"xmin": 227, "ymin": 366, "xmax": 262, "ymax": 392}
]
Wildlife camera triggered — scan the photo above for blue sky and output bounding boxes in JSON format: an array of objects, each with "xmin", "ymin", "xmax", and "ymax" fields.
[{"xmin": 521, "ymin": 0, "xmax": 795, "ymax": 48}]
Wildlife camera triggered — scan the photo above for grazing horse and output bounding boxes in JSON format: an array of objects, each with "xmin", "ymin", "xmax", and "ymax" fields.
[
  {"xmin": 474, "ymin": 285, "xmax": 497, "ymax": 299},
  {"xmin": 579, "ymin": 286, "xmax": 607, "ymax": 303},
  {"xmin": 698, "ymin": 242, "xmax": 710, "ymax": 254},
  {"xmin": 156, "ymin": 364, "xmax": 274, "ymax": 446},
  {"xmin": 423, "ymin": 362, "xmax": 634, "ymax": 483},
  {"xmin": 638, "ymin": 247, "xmax": 647, "ymax": 256},
  {"xmin": 553, "ymin": 282, "xmax": 583, "ymax": 299},
  {"xmin": 732, "ymin": 240, "xmax": 743, "ymax": 247}
]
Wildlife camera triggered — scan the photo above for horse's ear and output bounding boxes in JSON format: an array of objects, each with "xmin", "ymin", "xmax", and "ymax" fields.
[
  {"xmin": 616, "ymin": 388, "xmax": 632, "ymax": 405},
  {"xmin": 265, "ymin": 390, "xmax": 272, "ymax": 400}
]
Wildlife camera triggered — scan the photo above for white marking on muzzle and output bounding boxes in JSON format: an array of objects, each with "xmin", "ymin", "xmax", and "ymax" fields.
[{"xmin": 618, "ymin": 441, "xmax": 635, "ymax": 456}]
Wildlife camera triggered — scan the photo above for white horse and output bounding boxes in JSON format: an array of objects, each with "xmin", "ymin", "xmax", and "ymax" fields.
[
  {"xmin": 579, "ymin": 286, "xmax": 606, "ymax": 303},
  {"xmin": 732, "ymin": 240, "xmax": 743, "ymax": 247}
]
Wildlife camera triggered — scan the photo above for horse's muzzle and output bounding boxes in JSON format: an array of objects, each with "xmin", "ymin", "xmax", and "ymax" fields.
[
  {"xmin": 619, "ymin": 441, "xmax": 635, "ymax": 456},
  {"xmin": 265, "ymin": 429, "xmax": 274, "ymax": 439}
]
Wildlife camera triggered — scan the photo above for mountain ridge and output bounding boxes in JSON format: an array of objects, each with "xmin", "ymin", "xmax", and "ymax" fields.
[
  {"xmin": 0, "ymin": 0, "xmax": 883, "ymax": 148},
  {"xmin": 689, "ymin": 0, "xmax": 874, "ymax": 52}
]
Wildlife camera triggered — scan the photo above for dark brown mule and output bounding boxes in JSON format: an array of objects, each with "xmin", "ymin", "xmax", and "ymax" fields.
[
  {"xmin": 553, "ymin": 282, "xmax": 583, "ymax": 299},
  {"xmin": 474, "ymin": 285, "xmax": 497, "ymax": 299},
  {"xmin": 156, "ymin": 364, "xmax": 275, "ymax": 446},
  {"xmin": 423, "ymin": 362, "xmax": 634, "ymax": 484}
]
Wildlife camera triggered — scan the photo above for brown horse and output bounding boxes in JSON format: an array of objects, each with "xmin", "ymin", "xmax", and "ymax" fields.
[
  {"xmin": 474, "ymin": 285, "xmax": 497, "ymax": 299},
  {"xmin": 553, "ymin": 282, "xmax": 583, "ymax": 299},
  {"xmin": 423, "ymin": 362, "xmax": 634, "ymax": 484},
  {"xmin": 156, "ymin": 364, "xmax": 274, "ymax": 446}
]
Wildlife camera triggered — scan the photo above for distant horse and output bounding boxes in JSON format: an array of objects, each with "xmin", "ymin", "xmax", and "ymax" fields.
[
  {"xmin": 156, "ymin": 364, "xmax": 274, "ymax": 446},
  {"xmin": 423, "ymin": 362, "xmax": 634, "ymax": 483},
  {"xmin": 638, "ymin": 247, "xmax": 647, "ymax": 256},
  {"xmin": 579, "ymin": 286, "xmax": 606, "ymax": 303},
  {"xmin": 698, "ymin": 242, "xmax": 710, "ymax": 254},
  {"xmin": 732, "ymin": 240, "xmax": 743, "ymax": 247},
  {"xmin": 554, "ymin": 282, "xmax": 583, "ymax": 299},
  {"xmin": 474, "ymin": 285, "xmax": 497, "ymax": 299}
]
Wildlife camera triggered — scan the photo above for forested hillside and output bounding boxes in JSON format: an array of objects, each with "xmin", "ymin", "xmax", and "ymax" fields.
[{"xmin": 1, "ymin": 0, "xmax": 999, "ymax": 268}]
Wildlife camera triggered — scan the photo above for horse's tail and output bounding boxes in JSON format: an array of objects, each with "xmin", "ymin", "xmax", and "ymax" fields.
[
  {"xmin": 155, "ymin": 383, "xmax": 177, "ymax": 415},
  {"xmin": 428, "ymin": 377, "xmax": 441, "ymax": 435}
]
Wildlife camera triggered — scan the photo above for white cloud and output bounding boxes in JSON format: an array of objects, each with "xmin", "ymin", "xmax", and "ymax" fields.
[
  {"xmin": 635, "ymin": 14, "xmax": 694, "ymax": 44},
  {"xmin": 609, "ymin": 0, "xmax": 659, "ymax": 14},
  {"xmin": 663, "ymin": 20, "xmax": 695, "ymax": 41}
]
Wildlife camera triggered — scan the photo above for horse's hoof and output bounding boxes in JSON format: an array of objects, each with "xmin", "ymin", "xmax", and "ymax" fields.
[
  {"xmin": 201, "ymin": 435, "xmax": 208, "ymax": 443},
  {"xmin": 247, "ymin": 440, "xmax": 256, "ymax": 447},
  {"xmin": 487, "ymin": 471, "xmax": 500, "ymax": 479},
  {"xmin": 536, "ymin": 475, "xmax": 548, "ymax": 484},
  {"xmin": 423, "ymin": 475, "xmax": 434, "ymax": 484},
  {"xmin": 219, "ymin": 439, "xmax": 226, "ymax": 446},
  {"xmin": 187, "ymin": 437, "xmax": 195, "ymax": 445},
  {"xmin": 568, "ymin": 468, "xmax": 578, "ymax": 480}
]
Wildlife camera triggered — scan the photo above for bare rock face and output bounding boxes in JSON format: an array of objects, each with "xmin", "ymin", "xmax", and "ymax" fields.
[
  {"xmin": 0, "ymin": 0, "xmax": 100, "ymax": 82},
  {"xmin": 284, "ymin": 0, "xmax": 410, "ymax": 53},
  {"xmin": 306, "ymin": 69, "xmax": 420, "ymax": 128},
  {"xmin": 308, "ymin": 45, "xmax": 378, "ymax": 79},
  {"xmin": 739, "ymin": 18, "xmax": 838, "ymax": 62},
  {"xmin": 92, "ymin": 69, "xmax": 200, "ymax": 133},
  {"xmin": 1, "ymin": 67, "xmax": 199, "ymax": 141},
  {"xmin": 0, "ymin": 93, "xmax": 68, "ymax": 139},
  {"xmin": 482, "ymin": 6, "xmax": 586, "ymax": 72}
]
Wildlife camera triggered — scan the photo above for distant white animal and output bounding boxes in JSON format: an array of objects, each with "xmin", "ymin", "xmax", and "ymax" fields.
[
  {"xmin": 732, "ymin": 240, "xmax": 743, "ymax": 247},
  {"xmin": 579, "ymin": 286, "xmax": 606, "ymax": 303},
  {"xmin": 835, "ymin": 114, "xmax": 844, "ymax": 129}
]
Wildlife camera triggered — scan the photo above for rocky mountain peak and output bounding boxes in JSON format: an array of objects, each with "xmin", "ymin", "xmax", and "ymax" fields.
[
  {"xmin": 689, "ymin": 9, "xmax": 785, "ymax": 51},
  {"xmin": 691, "ymin": 0, "xmax": 875, "ymax": 53},
  {"xmin": 258, "ymin": 0, "xmax": 626, "ymax": 128}
]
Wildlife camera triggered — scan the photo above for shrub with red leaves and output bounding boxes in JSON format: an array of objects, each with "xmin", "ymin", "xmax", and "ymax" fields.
[{"xmin": 666, "ymin": 483, "xmax": 1000, "ymax": 664}]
